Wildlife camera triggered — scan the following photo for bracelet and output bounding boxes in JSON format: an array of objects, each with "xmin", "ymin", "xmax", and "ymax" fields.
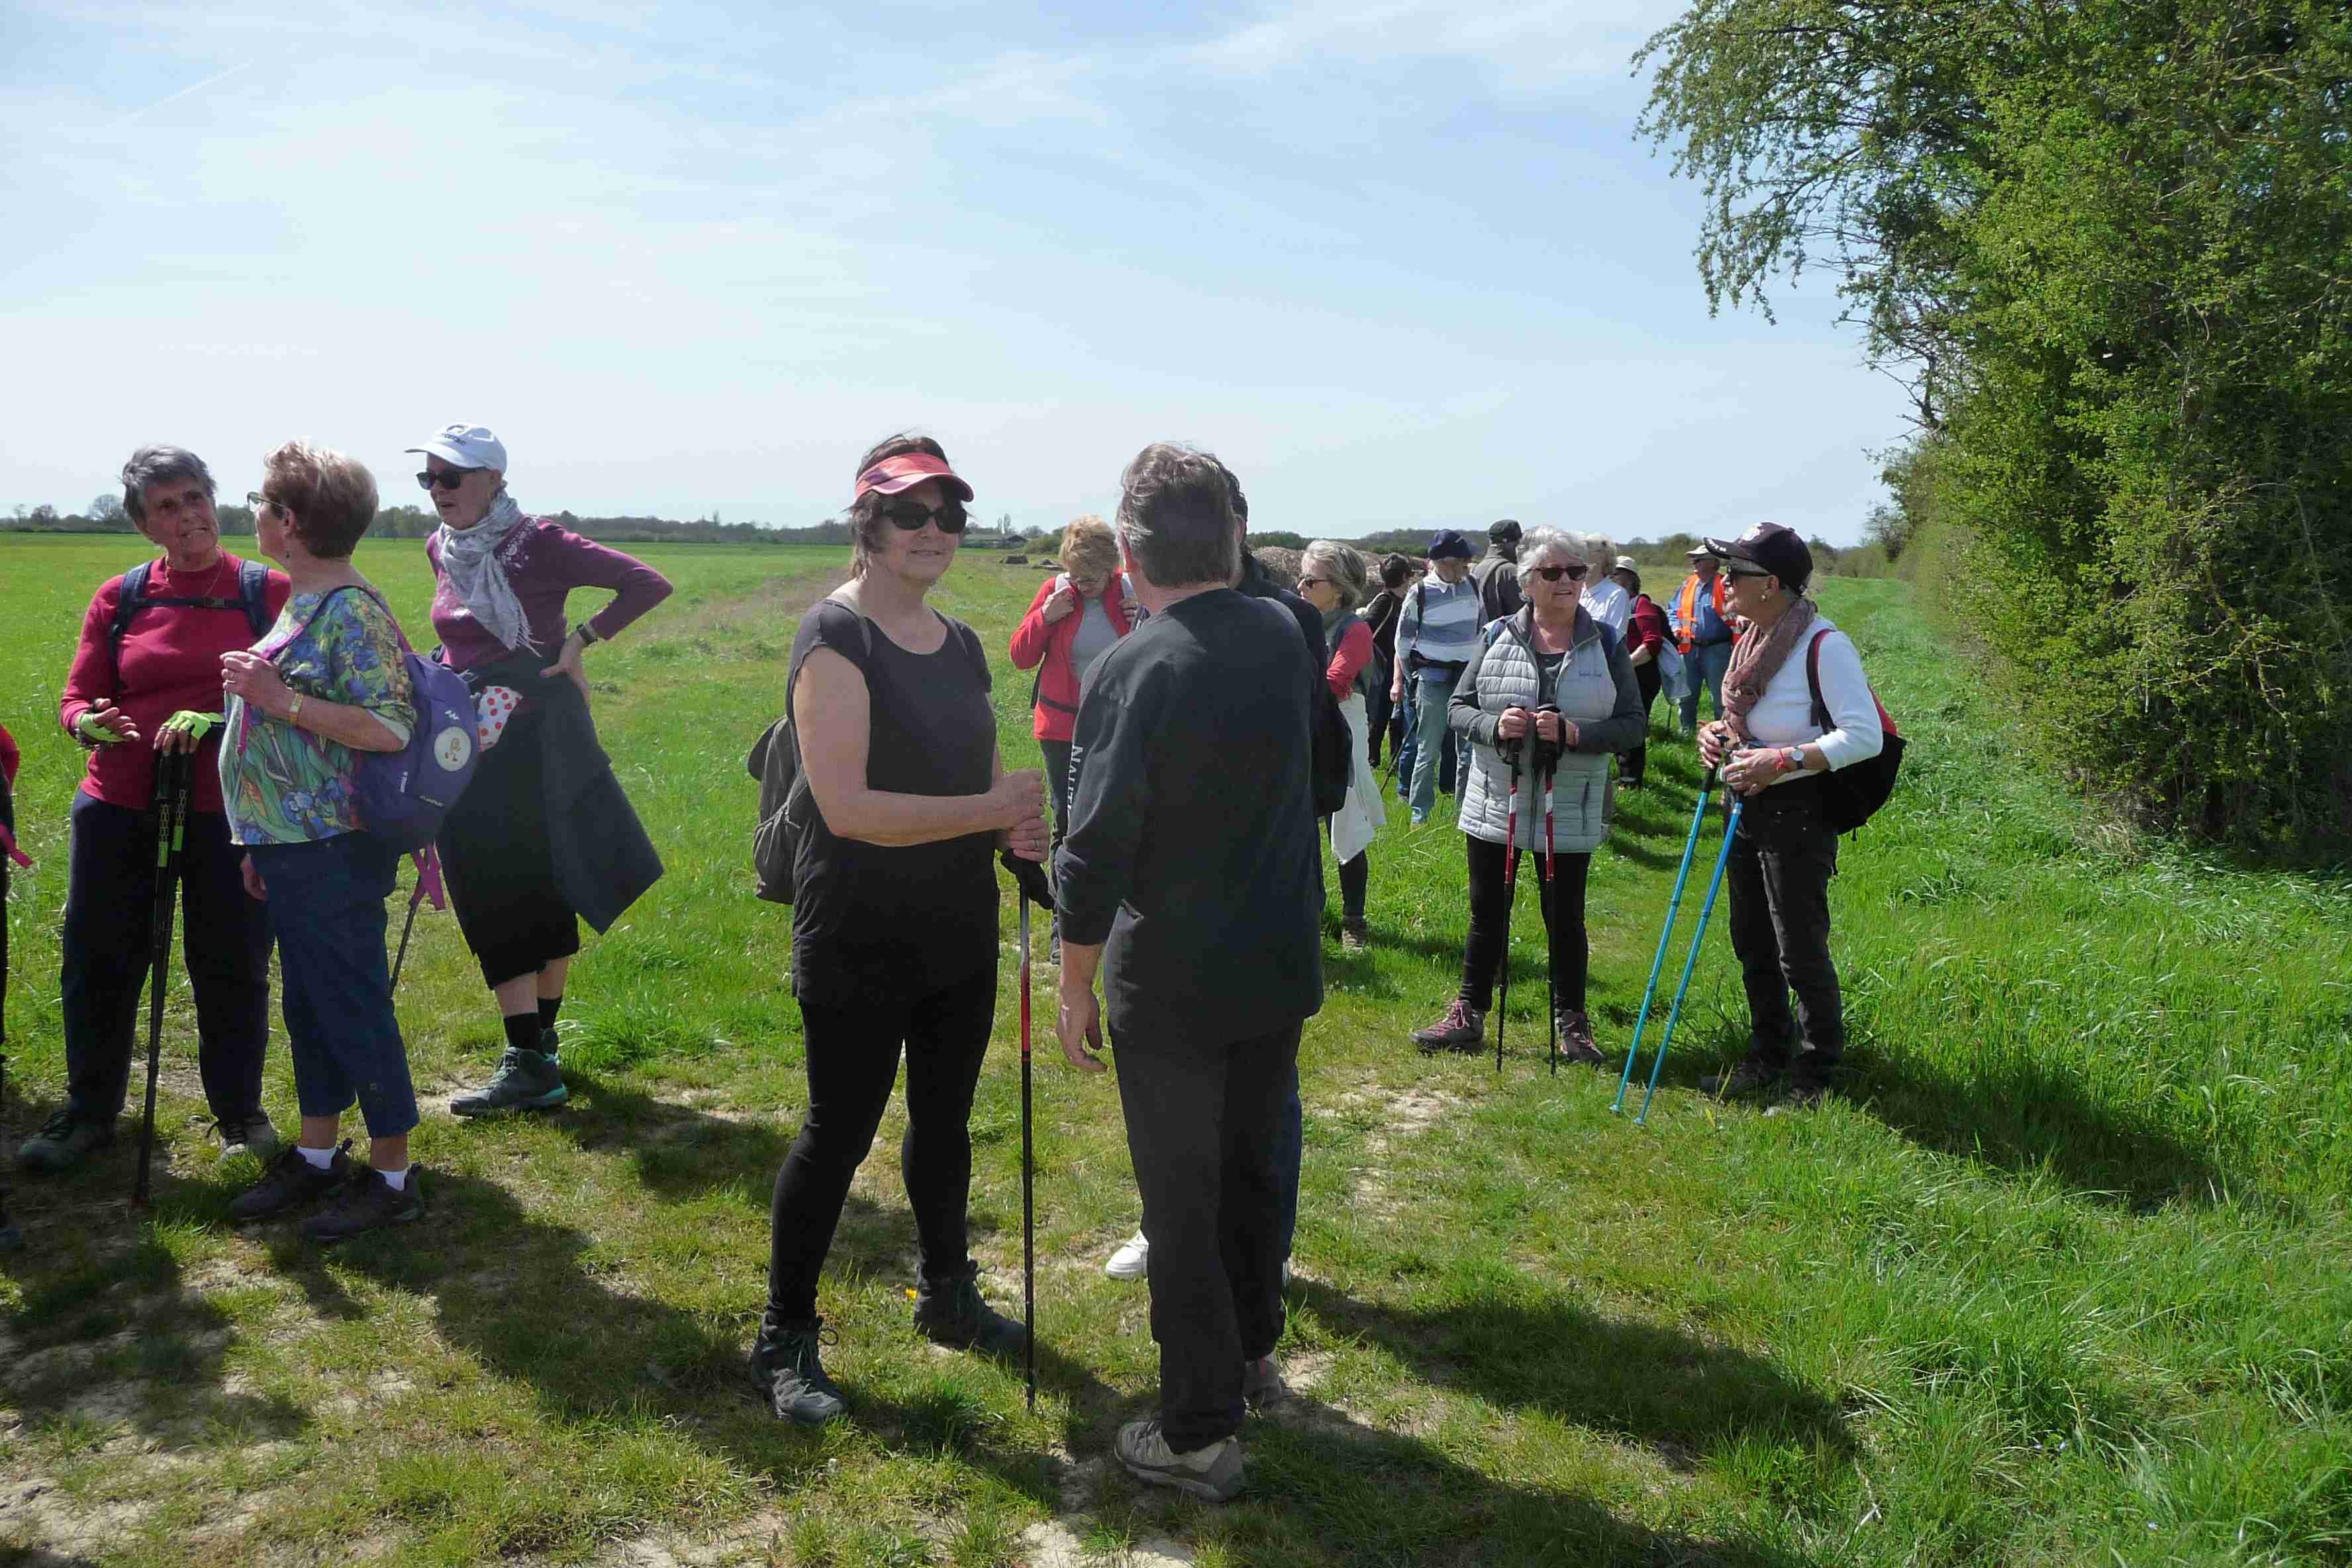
[
  {"xmin": 287, "ymin": 694, "xmax": 305, "ymax": 726},
  {"xmin": 1779, "ymin": 746, "xmax": 1803, "ymax": 773},
  {"xmin": 573, "ymin": 622, "xmax": 601, "ymax": 647}
]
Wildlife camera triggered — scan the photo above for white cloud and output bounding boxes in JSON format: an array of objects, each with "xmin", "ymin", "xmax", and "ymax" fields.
[{"xmin": 1193, "ymin": 0, "xmax": 1673, "ymax": 91}]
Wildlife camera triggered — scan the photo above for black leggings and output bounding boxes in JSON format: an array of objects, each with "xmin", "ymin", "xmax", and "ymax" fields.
[
  {"xmin": 767, "ymin": 964, "xmax": 997, "ymax": 1320},
  {"xmin": 1627, "ymin": 661, "xmax": 1663, "ymax": 783},
  {"xmin": 1322, "ymin": 815, "xmax": 1369, "ymax": 920},
  {"xmin": 1457, "ymin": 834, "xmax": 1591, "ymax": 1014}
]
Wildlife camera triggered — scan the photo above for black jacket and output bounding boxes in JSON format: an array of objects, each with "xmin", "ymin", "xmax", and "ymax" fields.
[
  {"xmin": 456, "ymin": 652, "xmax": 663, "ymax": 933},
  {"xmin": 1237, "ymin": 555, "xmax": 1350, "ymax": 818},
  {"xmin": 1473, "ymin": 545, "xmax": 1523, "ymax": 623}
]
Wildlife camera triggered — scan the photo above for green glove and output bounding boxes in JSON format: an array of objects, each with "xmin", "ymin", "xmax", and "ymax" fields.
[
  {"xmin": 161, "ymin": 710, "xmax": 223, "ymax": 744},
  {"xmin": 74, "ymin": 712, "xmax": 126, "ymax": 745}
]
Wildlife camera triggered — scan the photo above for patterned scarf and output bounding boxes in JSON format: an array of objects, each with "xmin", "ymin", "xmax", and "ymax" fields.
[
  {"xmin": 1722, "ymin": 592, "xmax": 1818, "ymax": 742},
  {"xmin": 433, "ymin": 493, "xmax": 529, "ymax": 652}
]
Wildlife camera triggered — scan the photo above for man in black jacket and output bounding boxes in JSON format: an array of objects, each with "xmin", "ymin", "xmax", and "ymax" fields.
[
  {"xmin": 1472, "ymin": 518, "xmax": 1524, "ymax": 624},
  {"xmin": 1056, "ymin": 442, "xmax": 1323, "ymax": 1504}
]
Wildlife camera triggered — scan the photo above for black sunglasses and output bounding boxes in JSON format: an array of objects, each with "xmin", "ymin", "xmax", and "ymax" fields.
[
  {"xmin": 880, "ymin": 499, "xmax": 969, "ymax": 534},
  {"xmin": 1528, "ymin": 564, "xmax": 1587, "ymax": 582},
  {"xmin": 416, "ymin": 467, "xmax": 477, "ymax": 492}
]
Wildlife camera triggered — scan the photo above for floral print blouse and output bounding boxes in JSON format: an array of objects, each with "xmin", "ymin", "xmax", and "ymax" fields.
[{"xmin": 220, "ymin": 586, "xmax": 416, "ymax": 846}]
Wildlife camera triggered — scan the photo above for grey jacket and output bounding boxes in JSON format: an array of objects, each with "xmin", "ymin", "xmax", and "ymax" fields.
[{"xmin": 1448, "ymin": 606, "xmax": 1644, "ymax": 852}]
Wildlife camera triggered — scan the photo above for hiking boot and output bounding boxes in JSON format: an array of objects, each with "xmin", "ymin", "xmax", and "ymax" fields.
[
  {"xmin": 1339, "ymin": 916, "xmax": 1369, "ymax": 953},
  {"xmin": 1104, "ymin": 1230, "xmax": 1150, "ymax": 1281},
  {"xmin": 1698, "ymin": 1057, "xmax": 1785, "ymax": 1099},
  {"xmin": 1765, "ymin": 1080, "xmax": 1830, "ymax": 1116},
  {"xmin": 299, "ymin": 1165, "xmax": 425, "ymax": 1242},
  {"xmin": 1118, "ymin": 1417, "xmax": 1244, "ymax": 1503},
  {"xmin": 230, "ymin": 1141, "xmax": 353, "ymax": 1222},
  {"xmin": 912, "ymin": 1263, "xmax": 1027, "ymax": 1357},
  {"xmin": 216, "ymin": 1111, "xmax": 280, "ymax": 1163},
  {"xmin": 1242, "ymin": 1355, "xmax": 1289, "ymax": 1411},
  {"xmin": 1410, "ymin": 999, "xmax": 1487, "ymax": 1054},
  {"xmin": 1553, "ymin": 1010, "xmax": 1606, "ymax": 1069},
  {"xmin": 17, "ymin": 1108, "xmax": 115, "ymax": 1173},
  {"xmin": 748, "ymin": 1312, "xmax": 846, "ymax": 1425},
  {"xmin": 450, "ymin": 1048, "xmax": 567, "ymax": 1117},
  {"xmin": 538, "ymin": 1026, "xmax": 564, "ymax": 1063}
]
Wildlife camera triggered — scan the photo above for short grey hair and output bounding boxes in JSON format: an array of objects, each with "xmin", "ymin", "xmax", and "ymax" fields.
[
  {"xmin": 1517, "ymin": 526, "xmax": 1589, "ymax": 574},
  {"xmin": 1115, "ymin": 442, "xmax": 1238, "ymax": 588},
  {"xmin": 119, "ymin": 446, "xmax": 215, "ymax": 525},
  {"xmin": 1300, "ymin": 539, "xmax": 1369, "ymax": 612}
]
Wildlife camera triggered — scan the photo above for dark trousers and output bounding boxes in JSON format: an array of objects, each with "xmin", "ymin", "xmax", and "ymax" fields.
[
  {"xmin": 61, "ymin": 792, "xmax": 271, "ymax": 1124},
  {"xmin": 1114, "ymin": 1019, "xmax": 1300, "ymax": 1453},
  {"xmin": 1337, "ymin": 850, "xmax": 1367, "ymax": 920},
  {"xmin": 768, "ymin": 965, "xmax": 997, "ymax": 1320},
  {"xmin": 1457, "ymin": 833, "xmax": 1592, "ymax": 1015},
  {"xmin": 1365, "ymin": 658, "xmax": 1396, "ymax": 768},
  {"xmin": 440, "ymin": 713, "xmax": 581, "ymax": 987},
  {"xmin": 1626, "ymin": 661, "xmax": 1663, "ymax": 784},
  {"xmin": 248, "ymin": 832, "xmax": 418, "ymax": 1138},
  {"xmin": 1725, "ymin": 781, "xmax": 1845, "ymax": 1081}
]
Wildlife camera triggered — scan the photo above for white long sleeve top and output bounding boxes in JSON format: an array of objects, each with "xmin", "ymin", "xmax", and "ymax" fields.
[{"xmin": 1738, "ymin": 613, "xmax": 1885, "ymax": 779}]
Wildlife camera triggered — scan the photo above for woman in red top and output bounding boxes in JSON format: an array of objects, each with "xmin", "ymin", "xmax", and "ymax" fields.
[
  {"xmin": 1007, "ymin": 516, "xmax": 1140, "ymax": 891},
  {"xmin": 1613, "ymin": 563, "xmax": 1670, "ymax": 787},
  {"xmin": 23, "ymin": 446, "xmax": 293, "ymax": 1175},
  {"xmin": 1295, "ymin": 540, "xmax": 1385, "ymax": 950}
]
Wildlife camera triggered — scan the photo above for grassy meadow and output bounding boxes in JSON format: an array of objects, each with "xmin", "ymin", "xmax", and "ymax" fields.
[{"xmin": 0, "ymin": 531, "xmax": 2347, "ymax": 1567}]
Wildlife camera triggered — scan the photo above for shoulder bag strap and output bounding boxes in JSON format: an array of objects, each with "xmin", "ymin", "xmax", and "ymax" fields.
[{"xmin": 1804, "ymin": 628, "xmax": 1834, "ymax": 732}]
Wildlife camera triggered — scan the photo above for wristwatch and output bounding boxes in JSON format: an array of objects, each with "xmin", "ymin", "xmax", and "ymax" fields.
[
  {"xmin": 1779, "ymin": 746, "xmax": 1804, "ymax": 773},
  {"xmin": 573, "ymin": 621, "xmax": 601, "ymax": 647}
]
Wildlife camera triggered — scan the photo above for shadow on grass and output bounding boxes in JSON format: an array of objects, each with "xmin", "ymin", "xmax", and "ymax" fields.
[
  {"xmin": 546, "ymin": 1070, "xmax": 791, "ymax": 1201},
  {"xmin": 1288, "ymin": 1277, "xmax": 1853, "ymax": 1473},
  {"xmin": 1226, "ymin": 1392, "xmax": 1825, "ymax": 1567},
  {"xmin": 266, "ymin": 1169, "xmax": 1097, "ymax": 1510}
]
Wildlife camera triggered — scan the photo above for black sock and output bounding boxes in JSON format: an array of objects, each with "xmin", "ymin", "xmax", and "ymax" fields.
[
  {"xmin": 537, "ymin": 995, "xmax": 562, "ymax": 1030},
  {"xmin": 503, "ymin": 1012, "xmax": 542, "ymax": 1053}
]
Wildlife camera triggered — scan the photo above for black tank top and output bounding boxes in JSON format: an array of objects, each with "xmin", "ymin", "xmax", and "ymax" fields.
[{"xmin": 786, "ymin": 599, "xmax": 999, "ymax": 1005}]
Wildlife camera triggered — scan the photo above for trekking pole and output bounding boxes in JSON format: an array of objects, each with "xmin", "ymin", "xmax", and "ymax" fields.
[
  {"xmin": 388, "ymin": 848, "xmax": 445, "ymax": 995},
  {"xmin": 132, "ymin": 748, "xmax": 193, "ymax": 1208},
  {"xmin": 1612, "ymin": 766, "xmax": 1718, "ymax": 1114},
  {"xmin": 1634, "ymin": 793, "xmax": 1745, "ymax": 1124},
  {"xmin": 1494, "ymin": 732, "xmax": 1522, "ymax": 1074},
  {"xmin": 1017, "ymin": 893, "xmax": 1036, "ymax": 1414},
  {"xmin": 1537, "ymin": 709, "xmax": 1559, "ymax": 1079},
  {"xmin": 1, "ymin": 859, "xmax": 15, "ymax": 1251}
]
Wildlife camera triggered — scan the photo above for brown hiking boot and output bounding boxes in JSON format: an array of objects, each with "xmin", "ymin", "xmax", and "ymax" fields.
[
  {"xmin": 1411, "ymin": 998, "xmax": 1487, "ymax": 1054},
  {"xmin": 1339, "ymin": 916, "xmax": 1369, "ymax": 952},
  {"xmin": 1553, "ymin": 1010, "xmax": 1606, "ymax": 1067}
]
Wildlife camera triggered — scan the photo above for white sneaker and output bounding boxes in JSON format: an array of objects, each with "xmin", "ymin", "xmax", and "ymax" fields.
[
  {"xmin": 1104, "ymin": 1230, "xmax": 1149, "ymax": 1280},
  {"xmin": 1117, "ymin": 1417, "xmax": 1243, "ymax": 1502}
]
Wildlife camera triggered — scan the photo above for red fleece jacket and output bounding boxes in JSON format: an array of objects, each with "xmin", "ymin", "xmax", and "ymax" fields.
[{"xmin": 1008, "ymin": 574, "xmax": 1142, "ymax": 741}]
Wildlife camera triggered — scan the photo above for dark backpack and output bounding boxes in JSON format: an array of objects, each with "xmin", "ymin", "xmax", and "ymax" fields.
[
  {"xmin": 1805, "ymin": 628, "xmax": 1904, "ymax": 834},
  {"xmin": 257, "ymin": 586, "xmax": 480, "ymax": 852},
  {"xmin": 111, "ymin": 558, "xmax": 273, "ymax": 659},
  {"xmin": 748, "ymin": 614, "xmax": 875, "ymax": 905}
]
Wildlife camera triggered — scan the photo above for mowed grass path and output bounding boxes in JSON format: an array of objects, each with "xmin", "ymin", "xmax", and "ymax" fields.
[{"xmin": 1, "ymin": 534, "xmax": 2347, "ymax": 1567}]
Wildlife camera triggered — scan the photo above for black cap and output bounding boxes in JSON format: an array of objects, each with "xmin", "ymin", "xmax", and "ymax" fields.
[
  {"xmin": 1427, "ymin": 528, "xmax": 1474, "ymax": 561},
  {"xmin": 1487, "ymin": 518, "xmax": 1522, "ymax": 544},
  {"xmin": 1704, "ymin": 521, "xmax": 1812, "ymax": 589}
]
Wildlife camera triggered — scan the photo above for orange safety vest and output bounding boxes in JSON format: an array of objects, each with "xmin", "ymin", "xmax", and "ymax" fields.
[{"xmin": 1673, "ymin": 571, "xmax": 1731, "ymax": 654}]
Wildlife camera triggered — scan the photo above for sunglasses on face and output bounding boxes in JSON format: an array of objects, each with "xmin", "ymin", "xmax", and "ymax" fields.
[
  {"xmin": 1296, "ymin": 575, "xmax": 1325, "ymax": 591},
  {"xmin": 880, "ymin": 499, "xmax": 969, "ymax": 534},
  {"xmin": 1528, "ymin": 564, "xmax": 1586, "ymax": 583},
  {"xmin": 416, "ymin": 467, "xmax": 475, "ymax": 492}
]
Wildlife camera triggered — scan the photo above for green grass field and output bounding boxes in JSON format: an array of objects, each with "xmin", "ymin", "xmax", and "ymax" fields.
[{"xmin": 1, "ymin": 533, "xmax": 2347, "ymax": 1567}]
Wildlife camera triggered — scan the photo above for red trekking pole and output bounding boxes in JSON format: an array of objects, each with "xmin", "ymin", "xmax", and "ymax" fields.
[
  {"xmin": 1496, "ymin": 730, "xmax": 1522, "ymax": 1074},
  {"xmin": 1537, "ymin": 705, "xmax": 1561, "ymax": 1077}
]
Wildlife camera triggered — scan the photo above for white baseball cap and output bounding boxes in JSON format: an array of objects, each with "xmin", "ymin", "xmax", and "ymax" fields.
[
  {"xmin": 405, "ymin": 423, "xmax": 507, "ymax": 472},
  {"xmin": 1614, "ymin": 555, "xmax": 1638, "ymax": 571}
]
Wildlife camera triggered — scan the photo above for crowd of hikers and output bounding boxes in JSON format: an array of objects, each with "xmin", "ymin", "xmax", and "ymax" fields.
[{"xmin": 0, "ymin": 429, "xmax": 1888, "ymax": 1502}]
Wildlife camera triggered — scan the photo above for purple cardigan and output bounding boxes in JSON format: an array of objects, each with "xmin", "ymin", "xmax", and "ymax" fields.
[{"xmin": 426, "ymin": 518, "xmax": 674, "ymax": 673}]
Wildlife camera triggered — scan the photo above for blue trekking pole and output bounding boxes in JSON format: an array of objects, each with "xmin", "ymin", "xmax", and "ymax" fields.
[
  {"xmin": 1612, "ymin": 766, "xmax": 1718, "ymax": 1114},
  {"xmin": 1633, "ymin": 793, "xmax": 1745, "ymax": 1124}
]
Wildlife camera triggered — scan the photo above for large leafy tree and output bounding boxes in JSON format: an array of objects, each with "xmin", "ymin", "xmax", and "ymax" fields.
[{"xmin": 1641, "ymin": 1, "xmax": 2352, "ymax": 848}]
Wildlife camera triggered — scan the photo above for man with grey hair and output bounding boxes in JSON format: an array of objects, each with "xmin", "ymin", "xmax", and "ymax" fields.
[{"xmin": 1055, "ymin": 442, "xmax": 1323, "ymax": 1504}]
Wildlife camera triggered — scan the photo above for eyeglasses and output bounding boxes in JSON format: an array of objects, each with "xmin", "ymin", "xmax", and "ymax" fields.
[
  {"xmin": 880, "ymin": 500, "xmax": 969, "ymax": 534},
  {"xmin": 1296, "ymin": 575, "xmax": 1325, "ymax": 591},
  {"xmin": 1527, "ymin": 564, "xmax": 1587, "ymax": 582},
  {"xmin": 416, "ymin": 467, "xmax": 475, "ymax": 492},
  {"xmin": 246, "ymin": 491, "xmax": 275, "ymax": 514}
]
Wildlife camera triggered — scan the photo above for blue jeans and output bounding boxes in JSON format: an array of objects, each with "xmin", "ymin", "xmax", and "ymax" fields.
[
  {"xmin": 248, "ymin": 832, "xmax": 418, "ymax": 1139},
  {"xmin": 1678, "ymin": 640, "xmax": 1734, "ymax": 732},
  {"xmin": 1408, "ymin": 670, "xmax": 1465, "ymax": 819}
]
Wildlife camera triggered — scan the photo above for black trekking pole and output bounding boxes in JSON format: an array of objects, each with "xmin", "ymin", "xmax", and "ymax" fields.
[
  {"xmin": 388, "ymin": 848, "xmax": 444, "ymax": 995},
  {"xmin": 1, "ymin": 846, "xmax": 17, "ymax": 1251},
  {"xmin": 131, "ymin": 748, "xmax": 192, "ymax": 1210}
]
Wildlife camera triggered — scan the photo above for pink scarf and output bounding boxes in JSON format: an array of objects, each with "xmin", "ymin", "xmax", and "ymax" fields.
[{"xmin": 1721, "ymin": 595, "xmax": 1818, "ymax": 742}]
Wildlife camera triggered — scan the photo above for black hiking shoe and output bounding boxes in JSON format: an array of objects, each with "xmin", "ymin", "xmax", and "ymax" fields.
[
  {"xmin": 912, "ymin": 1263, "xmax": 1027, "ymax": 1357},
  {"xmin": 749, "ymin": 1312, "xmax": 847, "ymax": 1425},
  {"xmin": 1553, "ymin": 1010, "xmax": 1606, "ymax": 1068},
  {"xmin": 215, "ymin": 1111, "xmax": 281, "ymax": 1163},
  {"xmin": 1698, "ymin": 1057, "xmax": 1786, "ymax": 1099},
  {"xmin": 17, "ymin": 1108, "xmax": 115, "ymax": 1173},
  {"xmin": 230, "ymin": 1141, "xmax": 353, "ymax": 1222},
  {"xmin": 1339, "ymin": 916, "xmax": 1369, "ymax": 952},
  {"xmin": 450, "ymin": 1048, "xmax": 567, "ymax": 1117},
  {"xmin": 299, "ymin": 1165, "xmax": 425, "ymax": 1242},
  {"xmin": 1410, "ymin": 998, "xmax": 1487, "ymax": 1054}
]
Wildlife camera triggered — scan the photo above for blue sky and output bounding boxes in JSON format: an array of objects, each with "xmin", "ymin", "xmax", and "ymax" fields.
[{"xmin": 2, "ymin": 2, "xmax": 1909, "ymax": 544}]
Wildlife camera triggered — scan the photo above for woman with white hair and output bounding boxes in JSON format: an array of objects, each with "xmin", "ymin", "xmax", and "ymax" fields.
[
  {"xmin": 1410, "ymin": 527, "xmax": 1644, "ymax": 1063},
  {"xmin": 414, "ymin": 424, "xmax": 673, "ymax": 1118},
  {"xmin": 1578, "ymin": 537, "xmax": 1632, "ymax": 638},
  {"xmin": 1293, "ymin": 540, "xmax": 1384, "ymax": 950}
]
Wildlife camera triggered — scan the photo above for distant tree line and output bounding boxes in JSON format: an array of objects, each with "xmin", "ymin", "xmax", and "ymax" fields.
[
  {"xmin": 1643, "ymin": 0, "xmax": 2352, "ymax": 852},
  {"xmin": 2, "ymin": 499, "xmax": 855, "ymax": 546}
]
